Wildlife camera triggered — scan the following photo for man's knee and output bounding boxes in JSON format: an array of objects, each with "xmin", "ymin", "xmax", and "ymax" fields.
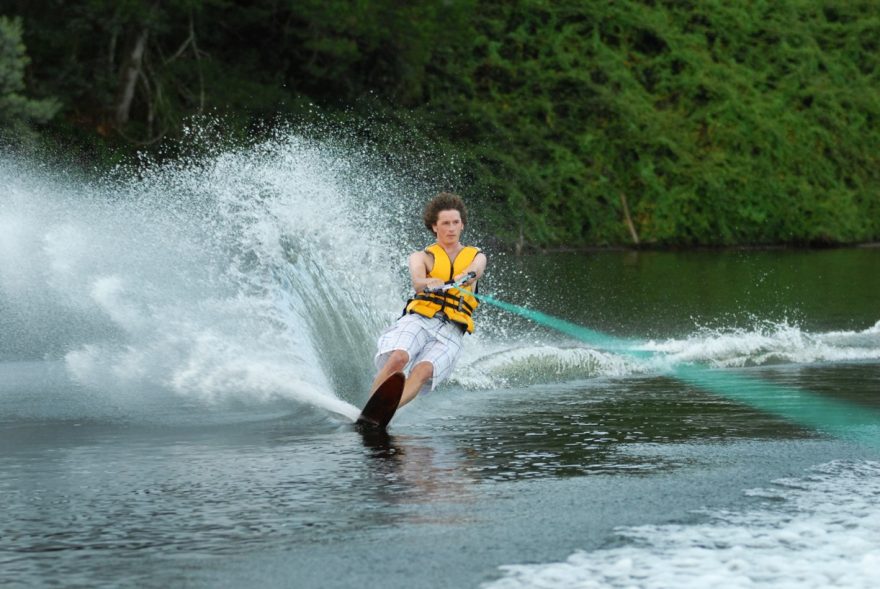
[
  {"xmin": 410, "ymin": 361, "xmax": 433, "ymax": 380},
  {"xmin": 383, "ymin": 350, "xmax": 410, "ymax": 372}
]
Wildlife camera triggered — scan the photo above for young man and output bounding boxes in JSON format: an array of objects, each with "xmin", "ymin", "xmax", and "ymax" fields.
[{"xmin": 369, "ymin": 192, "xmax": 487, "ymax": 409}]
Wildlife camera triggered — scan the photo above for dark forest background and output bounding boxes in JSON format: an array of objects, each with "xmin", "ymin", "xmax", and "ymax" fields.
[{"xmin": 2, "ymin": 0, "xmax": 879, "ymax": 248}]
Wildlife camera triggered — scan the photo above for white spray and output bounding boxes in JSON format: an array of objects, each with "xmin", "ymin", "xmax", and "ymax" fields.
[{"xmin": 0, "ymin": 130, "xmax": 426, "ymax": 421}]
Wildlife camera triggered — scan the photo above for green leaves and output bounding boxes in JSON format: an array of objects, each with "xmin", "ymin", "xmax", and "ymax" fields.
[
  {"xmin": 4, "ymin": 0, "xmax": 879, "ymax": 246},
  {"xmin": 444, "ymin": 0, "xmax": 880, "ymax": 246},
  {"xmin": 0, "ymin": 16, "xmax": 59, "ymax": 140}
]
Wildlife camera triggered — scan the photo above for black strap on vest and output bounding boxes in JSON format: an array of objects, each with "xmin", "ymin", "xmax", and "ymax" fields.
[
  {"xmin": 407, "ymin": 291, "xmax": 475, "ymax": 315},
  {"xmin": 400, "ymin": 288, "xmax": 474, "ymax": 337}
]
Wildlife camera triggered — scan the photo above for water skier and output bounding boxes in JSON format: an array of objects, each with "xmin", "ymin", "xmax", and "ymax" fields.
[{"xmin": 367, "ymin": 192, "xmax": 487, "ymax": 412}]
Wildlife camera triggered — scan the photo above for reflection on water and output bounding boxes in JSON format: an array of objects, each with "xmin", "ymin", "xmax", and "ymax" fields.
[
  {"xmin": 358, "ymin": 430, "xmax": 479, "ymax": 523},
  {"xmin": 0, "ymin": 420, "xmax": 482, "ymax": 580},
  {"xmin": 491, "ymin": 249, "xmax": 880, "ymax": 338},
  {"xmin": 439, "ymin": 376, "xmax": 819, "ymax": 482}
]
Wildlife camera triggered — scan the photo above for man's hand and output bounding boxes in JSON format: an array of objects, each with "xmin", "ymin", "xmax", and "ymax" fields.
[
  {"xmin": 424, "ymin": 278, "xmax": 445, "ymax": 292},
  {"xmin": 453, "ymin": 271, "xmax": 477, "ymax": 286}
]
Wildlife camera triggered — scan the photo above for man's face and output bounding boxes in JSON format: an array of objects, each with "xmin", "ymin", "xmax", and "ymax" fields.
[{"xmin": 432, "ymin": 209, "xmax": 463, "ymax": 245}]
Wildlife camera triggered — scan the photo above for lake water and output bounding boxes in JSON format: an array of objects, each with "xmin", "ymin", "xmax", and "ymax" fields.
[{"xmin": 2, "ymin": 144, "xmax": 879, "ymax": 588}]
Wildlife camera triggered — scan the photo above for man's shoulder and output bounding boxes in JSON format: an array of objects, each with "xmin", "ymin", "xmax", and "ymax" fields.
[
  {"xmin": 461, "ymin": 244, "xmax": 484, "ymax": 258},
  {"xmin": 409, "ymin": 249, "xmax": 433, "ymax": 263}
]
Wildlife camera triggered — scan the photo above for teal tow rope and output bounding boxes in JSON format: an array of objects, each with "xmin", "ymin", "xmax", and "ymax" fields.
[{"xmin": 433, "ymin": 273, "xmax": 880, "ymax": 448}]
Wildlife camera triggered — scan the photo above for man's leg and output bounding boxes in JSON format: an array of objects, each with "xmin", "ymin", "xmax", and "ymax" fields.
[
  {"xmin": 369, "ymin": 349, "xmax": 409, "ymax": 395},
  {"xmin": 399, "ymin": 361, "xmax": 433, "ymax": 408}
]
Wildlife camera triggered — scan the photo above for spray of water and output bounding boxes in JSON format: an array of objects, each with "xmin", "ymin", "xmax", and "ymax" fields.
[{"xmin": 0, "ymin": 127, "xmax": 432, "ymax": 421}]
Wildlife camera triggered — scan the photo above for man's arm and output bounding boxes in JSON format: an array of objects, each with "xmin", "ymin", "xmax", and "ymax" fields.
[
  {"xmin": 454, "ymin": 252, "xmax": 487, "ymax": 286},
  {"xmin": 408, "ymin": 251, "xmax": 444, "ymax": 292}
]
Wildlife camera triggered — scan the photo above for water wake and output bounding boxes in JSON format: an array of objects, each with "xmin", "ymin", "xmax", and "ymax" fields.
[
  {"xmin": 487, "ymin": 460, "xmax": 880, "ymax": 589},
  {"xmin": 456, "ymin": 319, "xmax": 880, "ymax": 389},
  {"xmin": 641, "ymin": 319, "xmax": 880, "ymax": 368}
]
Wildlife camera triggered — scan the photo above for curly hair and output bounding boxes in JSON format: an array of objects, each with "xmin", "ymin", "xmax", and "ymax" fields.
[{"xmin": 423, "ymin": 192, "xmax": 467, "ymax": 234}]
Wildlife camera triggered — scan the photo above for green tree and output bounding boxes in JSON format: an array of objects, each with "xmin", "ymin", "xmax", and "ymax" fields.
[
  {"xmin": 424, "ymin": 0, "xmax": 880, "ymax": 246},
  {"xmin": 4, "ymin": 1, "xmax": 880, "ymax": 247},
  {"xmin": 0, "ymin": 15, "xmax": 59, "ymax": 142}
]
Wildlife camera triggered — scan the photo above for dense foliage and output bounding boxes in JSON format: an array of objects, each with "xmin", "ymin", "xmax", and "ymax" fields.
[
  {"xmin": 0, "ymin": 16, "xmax": 59, "ymax": 143},
  {"xmin": 3, "ymin": 0, "xmax": 879, "ymax": 247}
]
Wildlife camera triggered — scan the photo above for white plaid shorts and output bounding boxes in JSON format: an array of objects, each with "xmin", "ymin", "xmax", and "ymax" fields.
[{"xmin": 375, "ymin": 313, "xmax": 465, "ymax": 394}]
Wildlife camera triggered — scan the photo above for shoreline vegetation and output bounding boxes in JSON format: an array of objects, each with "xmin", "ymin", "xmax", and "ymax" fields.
[
  {"xmin": 2, "ymin": 1, "xmax": 879, "ymax": 250},
  {"xmin": 505, "ymin": 240, "xmax": 880, "ymax": 256}
]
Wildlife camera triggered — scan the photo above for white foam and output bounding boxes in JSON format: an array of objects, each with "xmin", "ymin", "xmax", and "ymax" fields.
[
  {"xmin": 449, "ymin": 316, "xmax": 880, "ymax": 391},
  {"xmin": 641, "ymin": 320, "xmax": 880, "ymax": 368},
  {"xmin": 487, "ymin": 460, "xmax": 880, "ymax": 589},
  {"xmin": 453, "ymin": 343, "xmax": 642, "ymax": 388}
]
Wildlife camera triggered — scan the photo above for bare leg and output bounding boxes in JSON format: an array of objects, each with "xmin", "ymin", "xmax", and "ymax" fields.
[
  {"xmin": 369, "ymin": 350, "xmax": 409, "ymax": 395},
  {"xmin": 399, "ymin": 361, "xmax": 433, "ymax": 408}
]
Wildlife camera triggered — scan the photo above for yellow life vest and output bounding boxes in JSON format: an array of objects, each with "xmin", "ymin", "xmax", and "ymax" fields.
[{"xmin": 405, "ymin": 243, "xmax": 481, "ymax": 334}]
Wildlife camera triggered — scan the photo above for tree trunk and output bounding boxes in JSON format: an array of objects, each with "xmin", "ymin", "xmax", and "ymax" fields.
[
  {"xmin": 620, "ymin": 192, "xmax": 640, "ymax": 246},
  {"xmin": 114, "ymin": 27, "xmax": 149, "ymax": 127}
]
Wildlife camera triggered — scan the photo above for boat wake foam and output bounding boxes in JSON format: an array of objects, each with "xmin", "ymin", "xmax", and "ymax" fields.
[
  {"xmin": 487, "ymin": 460, "xmax": 880, "ymax": 589},
  {"xmin": 457, "ymin": 319, "xmax": 880, "ymax": 388}
]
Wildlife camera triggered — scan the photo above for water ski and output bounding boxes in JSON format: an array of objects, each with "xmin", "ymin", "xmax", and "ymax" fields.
[{"xmin": 356, "ymin": 372, "xmax": 405, "ymax": 430}]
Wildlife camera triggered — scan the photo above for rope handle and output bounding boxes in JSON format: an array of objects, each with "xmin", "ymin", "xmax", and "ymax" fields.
[{"xmin": 423, "ymin": 271, "xmax": 477, "ymax": 294}]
